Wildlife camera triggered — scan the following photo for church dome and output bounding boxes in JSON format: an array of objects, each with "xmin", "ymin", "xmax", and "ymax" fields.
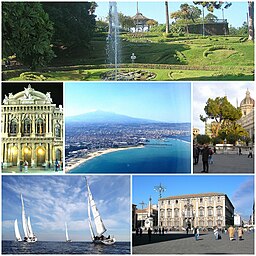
[{"xmin": 240, "ymin": 89, "xmax": 255, "ymax": 107}]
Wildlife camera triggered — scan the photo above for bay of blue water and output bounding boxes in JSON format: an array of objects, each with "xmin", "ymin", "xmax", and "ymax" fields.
[
  {"xmin": 2, "ymin": 241, "xmax": 130, "ymax": 254},
  {"xmin": 70, "ymin": 138, "xmax": 191, "ymax": 174}
]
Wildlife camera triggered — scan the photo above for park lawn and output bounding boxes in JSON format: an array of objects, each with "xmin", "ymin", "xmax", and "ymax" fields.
[{"xmin": 7, "ymin": 67, "xmax": 253, "ymax": 81}]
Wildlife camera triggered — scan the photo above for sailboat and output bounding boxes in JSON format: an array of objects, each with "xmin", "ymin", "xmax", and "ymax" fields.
[
  {"xmin": 21, "ymin": 194, "xmax": 37, "ymax": 243},
  {"xmin": 65, "ymin": 222, "xmax": 72, "ymax": 242},
  {"xmin": 14, "ymin": 219, "xmax": 22, "ymax": 242},
  {"xmin": 86, "ymin": 178, "xmax": 116, "ymax": 245}
]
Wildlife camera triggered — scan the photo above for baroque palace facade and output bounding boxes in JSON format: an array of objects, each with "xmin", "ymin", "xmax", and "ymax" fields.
[
  {"xmin": 1, "ymin": 84, "xmax": 63, "ymax": 168},
  {"xmin": 158, "ymin": 193, "xmax": 234, "ymax": 230}
]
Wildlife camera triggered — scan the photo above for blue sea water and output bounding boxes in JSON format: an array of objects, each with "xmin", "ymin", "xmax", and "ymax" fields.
[
  {"xmin": 2, "ymin": 241, "xmax": 130, "ymax": 254},
  {"xmin": 70, "ymin": 137, "xmax": 191, "ymax": 174}
]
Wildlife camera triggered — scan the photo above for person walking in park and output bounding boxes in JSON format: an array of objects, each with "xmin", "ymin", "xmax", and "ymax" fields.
[
  {"xmin": 238, "ymin": 147, "xmax": 242, "ymax": 155},
  {"xmin": 238, "ymin": 226, "xmax": 244, "ymax": 240},
  {"xmin": 208, "ymin": 147, "xmax": 214, "ymax": 164},
  {"xmin": 201, "ymin": 144, "xmax": 211, "ymax": 173},
  {"xmin": 228, "ymin": 225, "xmax": 235, "ymax": 241}
]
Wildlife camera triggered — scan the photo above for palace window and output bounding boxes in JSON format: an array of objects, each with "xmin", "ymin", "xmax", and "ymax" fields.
[
  {"xmin": 199, "ymin": 207, "xmax": 204, "ymax": 217},
  {"xmin": 22, "ymin": 118, "xmax": 31, "ymax": 135},
  {"xmin": 9, "ymin": 119, "xmax": 18, "ymax": 135},
  {"xmin": 55, "ymin": 123, "xmax": 61, "ymax": 138},
  {"xmin": 174, "ymin": 208, "xmax": 179, "ymax": 217},
  {"xmin": 208, "ymin": 207, "xmax": 213, "ymax": 216},
  {"xmin": 217, "ymin": 206, "xmax": 222, "ymax": 216},
  {"xmin": 36, "ymin": 118, "xmax": 45, "ymax": 135}
]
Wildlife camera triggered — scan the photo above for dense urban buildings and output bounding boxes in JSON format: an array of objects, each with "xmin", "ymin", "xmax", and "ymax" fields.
[
  {"xmin": 1, "ymin": 84, "xmax": 63, "ymax": 169},
  {"xmin": 158, "ymin": 192, "xmax": 234, "ymax": 230}
]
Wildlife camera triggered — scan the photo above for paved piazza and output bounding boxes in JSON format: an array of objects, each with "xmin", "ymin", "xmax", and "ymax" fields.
[
  {"xmin": 193, "ymin": 154, "xmax": 254, "ymax": 173},
  {"xmin": 132, "ymin": 231, "xmax": 254, "ymax": 254}
]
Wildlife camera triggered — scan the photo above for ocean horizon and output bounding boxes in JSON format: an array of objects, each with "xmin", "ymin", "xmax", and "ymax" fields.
[{"xmin": 69, "ymin": 136, "xmax": 191, "ymax": 174}]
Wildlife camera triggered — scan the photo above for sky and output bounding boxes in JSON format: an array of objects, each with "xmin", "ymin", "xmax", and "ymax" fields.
[
  {"xmin": 95, "ymin": 1, "xmax": 249, "ymax": 28},
  {"xmin": 193, "ymin": 82, "xmax": 254, "ymax": 134},
  {"xmin": 65, "ymin": 82, "xmax": 191, "ymax": 123},
  {"xmin": 2, "ymin": 175, "xmax": 130, "ymax": 242},
  {"xmin": 132, "ymin": 175, "xmax": 254, "ymax": 221}
]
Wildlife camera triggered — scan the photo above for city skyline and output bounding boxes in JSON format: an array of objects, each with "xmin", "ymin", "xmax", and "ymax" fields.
[
  {"xmin": 2, "ymin": 175, "xmax": 130, "ymax": 241},
  {"xmin": 132, "ymin": 175, "xmax": 254, "ymax": 221},
  {"xmin": 193, "ymin": 82, "xmax": 254, "ymax": 135},
  {"xmin": 95, "ymin": 1, "xmax": 249, "ymax": 29},
  {"xmin": 65, "ymin": 82, "xmax": 191, "ymax": 123}
]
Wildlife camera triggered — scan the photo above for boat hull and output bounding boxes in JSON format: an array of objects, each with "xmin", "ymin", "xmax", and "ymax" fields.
[{"xmin": 93, "ymin": 238, "xmax": 116, "ymax": 245}]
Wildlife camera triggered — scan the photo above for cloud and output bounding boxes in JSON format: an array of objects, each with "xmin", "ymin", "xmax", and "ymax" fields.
[{"xmin": 231, "ymin": 177, "xmax": 254, "ymax": 220}]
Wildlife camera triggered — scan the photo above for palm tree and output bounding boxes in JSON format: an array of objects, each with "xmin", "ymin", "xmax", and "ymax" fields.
[
  {"xmin": 248, "ymin": 1, "xmax": 254, "ymax": 40},
  {"xmin": 165, "ymin": 1, "xmax": 170, "ymax": 33}
]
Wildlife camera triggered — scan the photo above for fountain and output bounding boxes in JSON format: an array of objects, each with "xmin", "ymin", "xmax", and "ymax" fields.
[
  {"xmin": 106, "ymin": 2, "xmax": 120, "ymax": 79},
  {"xmin": 104, "ymin": 2, "xmax": 156, "ymax": 81}
]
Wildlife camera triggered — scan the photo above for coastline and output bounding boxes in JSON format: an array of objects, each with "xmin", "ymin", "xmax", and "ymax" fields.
[{"xmin": 65, "ymin": 146, "xmax": 144, "ymax": 173}]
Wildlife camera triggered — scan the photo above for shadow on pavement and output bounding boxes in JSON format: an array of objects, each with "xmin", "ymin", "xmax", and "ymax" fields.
[{"xmin": 133, "ymin": 233, "xmax": 206, "ymax": 246}]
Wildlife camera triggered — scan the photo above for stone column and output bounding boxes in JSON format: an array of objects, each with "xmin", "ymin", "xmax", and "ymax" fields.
[{"xmin": 31, "ymin": 144, "xmax": 35, "ymax": 167}]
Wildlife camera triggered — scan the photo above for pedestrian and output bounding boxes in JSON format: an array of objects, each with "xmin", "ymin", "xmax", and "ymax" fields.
[
  {"xmin": 135, "ymin": 227, "xmax": 139, "ymax": 236},
  {"xmin": 194, "ymin": 226, "xmax": 199, "ymax": 241},
  {"xmin": 228, "ymin": 225, "xmax": 235, "ymax": 241},
  {"xmin": 213, "ymin": 146, "xmax": 216, "ymax": 154},
  {"xmin": 162, "ymin": 227, "xmax": 165, "ymax": 235},
  {"xmin": 213, "ymin": 227, "xmax": 219, "ymax": 240},
  {"xmin": 148, "ymin": 227, "xmax": 152, "ymax": 243},
  {"xmin": 24, "ymin": 160, "xmax": 28, "ymax": 173},
  {"xmin": 196, "ymin": 145, "xmax": 200, "ymax": 164},
  {"xmin": 159, "ymin": 227, "xmax": 161, "ymax": 235},
  {"xmin": 248, "ymin": 147, "xmax": 253, "ymax": 158},
  {"xmin": 186, "ymin": 226, "xmax": 189, "ymax": 235},
  {"xmin": 193, "ymin": 145, "xmax": 199, "ymax": 165},
  {"xmin": 208, "ymin": 147, "xmax": 214, "ymax": 164},
  {"xmin": 238, "ymin": 226, "xmax": 243, "ymax": 240},
  {"xmin": 19, "ymin": 160, "xmax": 23, "ymax": 172},
  {"xmin": 139, "ymin": 227, "xmax": 142, "ymax": 237},
  {"xmin": 201, "ymin": 144, "xmax": 211, "ymax": 173},
  {"xmin": 55, "ymin": 159, "xmax": 59, "ymax": 172},
  {"xmin": 238, "ymin": 147, "xmax": 242, "ymax": 155}
]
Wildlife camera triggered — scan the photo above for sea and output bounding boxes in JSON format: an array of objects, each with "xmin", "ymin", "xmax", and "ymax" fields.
[
  {"xmin": 70, "ymin": 136, "xmax": 191, "ymax": 174},
  {"xmin": 2, "ymin": 241, "xmax": 130, "ymax": 254}
]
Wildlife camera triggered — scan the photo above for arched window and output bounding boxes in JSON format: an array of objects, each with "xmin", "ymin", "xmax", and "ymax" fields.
[
  {"xmin": 23, "ymin": 118, "xmax": 31, "ymax": 135},
  {"xmin": 55, "ymin": 123, "xmax": 61, "ymax": 138},
  {"xmin": 9, "ymin": 119, "xmax": 18, "ymax": 135},
  {"xmin": 36, "ymin": 118, "xmax": 45, "ymax": 135}
]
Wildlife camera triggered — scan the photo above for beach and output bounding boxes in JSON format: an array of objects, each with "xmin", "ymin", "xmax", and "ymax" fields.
[{"xmin": 65, "ymin": 146, "xmax": 144, "ymax": 172}]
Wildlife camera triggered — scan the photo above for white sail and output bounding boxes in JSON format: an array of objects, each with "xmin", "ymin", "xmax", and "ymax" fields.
[
  {"xmin": 88, "ymin": 198, "xmax": 95, "ymax": 241},
  {"xmin": 14, "ymin": 219, "xmax": 22, "ymax": 241},
  {"xmin": 27, "ymin": 217, "xmax": 34, "ymax": 238},
  {"xmin": 87, "ymin": 181, "xmax": 106, "ymax": 236},
  {"xmin": 65, "ymin": 222, "xmax": 71, "ymax": 242},
  {"xmin": 21, "ymin": 194, "xmax": 29, "ymax": 239}
]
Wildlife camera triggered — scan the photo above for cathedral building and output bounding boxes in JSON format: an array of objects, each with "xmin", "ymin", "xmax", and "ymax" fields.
[
  {"xmin": 237, "ymin": 89, "xmax": 255, "ymax": 141},
  {"xmin": 1, "ymin": 84, "xmax": 63, "ymax": 169},
  {"xmin": 158, "ymin": 192, "xmax": 234, "ymax": 230}
]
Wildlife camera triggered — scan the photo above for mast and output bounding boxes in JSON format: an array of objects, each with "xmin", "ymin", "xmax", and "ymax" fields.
[
  {"xmin": 86, "ymin": 178, "xmax": 107, "ymax": 236},
  {"xmin": 14, "ymin": 219, "xmax": 22, "ymax": 241}
]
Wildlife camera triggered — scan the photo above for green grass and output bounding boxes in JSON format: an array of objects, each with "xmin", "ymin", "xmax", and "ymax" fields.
[
  {"xmin": 7, "ymin": 67, "xmax": 253, "ymax": 81},
  {"xmin": 3, "ymin": 33, "xmax": 254, "ymax": 81}
]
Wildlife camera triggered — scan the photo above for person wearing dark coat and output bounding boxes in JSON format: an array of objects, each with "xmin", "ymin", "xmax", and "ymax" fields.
[{"xmin": 201, "ymin": 144, "xmax": 211, "ymax": 173}]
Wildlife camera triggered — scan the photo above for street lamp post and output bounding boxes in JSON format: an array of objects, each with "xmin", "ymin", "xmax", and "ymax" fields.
[{"xmin": 154, "ymin": 183, "xmax": 167, "ymax": 228}]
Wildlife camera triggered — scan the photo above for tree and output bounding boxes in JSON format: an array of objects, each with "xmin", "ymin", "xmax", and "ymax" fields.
[
  {"xmin": 42, "ymin": 2, "xmax": 97, "ymax": 47},
  {"xmin": 248, "ymin": 1, "xmax": 254, "ymax": 40},
  {"xmin": 2, "ymin": 2, "xmax": 54, "ymax": 70},
  {"xmin": 193, "ymin": 1, "xmax": 232, "ymax": 13},
  {"xmin": 118, "ymin": 13, "xmax": 135, "ymax": 31},
  {"xmin": 205, "ymin": 13, "xmax": 218, "ymax": 23},
  {"xmin": 165, "ymin": 1, "xmax": 170, "ymax": 33},
  {"xmin": 196, "ymin": 134, "xmax": 211, "ymax": 145},
  {"xmin": 146, "ymin": 19, "xmax": 158, "ymax": 30},
  {"xmin": 200, "ymin": 96, "xmax": 242, "ymax": 138},
  {"xmin": 171, "ymin": 4, "xmax": 201, "ymax": 33}
]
